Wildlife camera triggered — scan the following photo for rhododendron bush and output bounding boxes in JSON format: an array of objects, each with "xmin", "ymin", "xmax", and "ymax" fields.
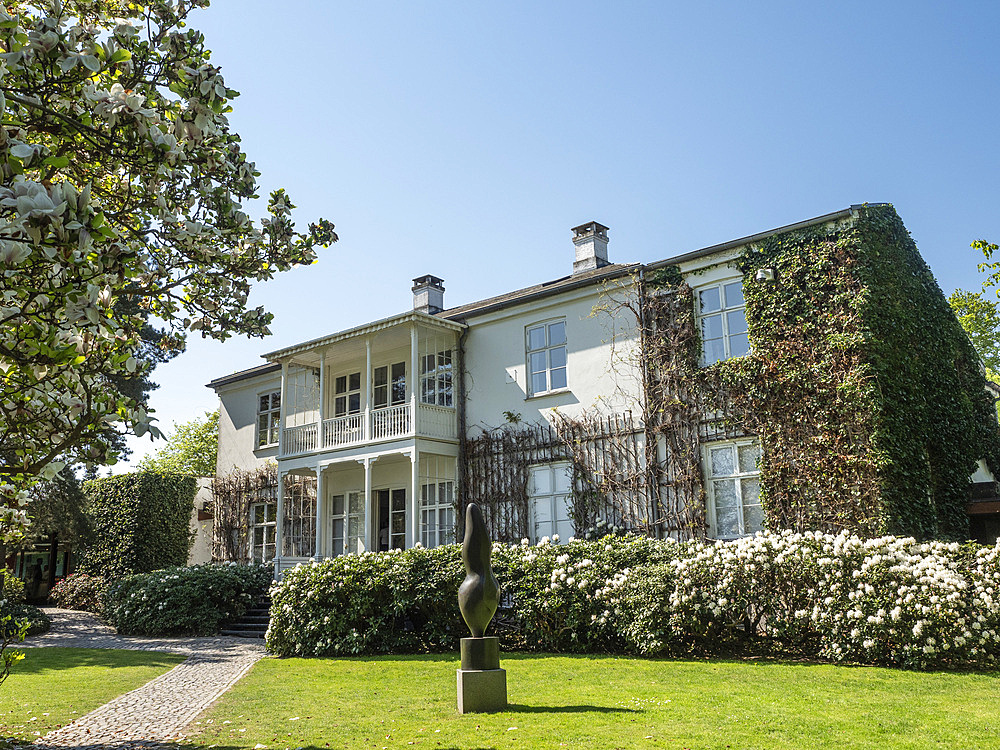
[
  {"xmin": 0, "ymin": 0, "xmax": 336, "ymax": 539},
  {"xmin": 268, "ymin": 531, "xmax": 1000, "ymax": 669}
]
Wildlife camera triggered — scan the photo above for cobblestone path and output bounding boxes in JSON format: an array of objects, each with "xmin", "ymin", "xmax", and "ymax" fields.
[{"xmin": 21, "ymin": 608, "xmax": 266, "ymax": 748}]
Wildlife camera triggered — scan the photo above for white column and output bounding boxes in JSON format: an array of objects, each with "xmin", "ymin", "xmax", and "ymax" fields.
[
  {"xmin": 314, "ymin": 464, "xmax": 324, "ymax": 559},
  {"xmin": 410, "ymin": 324, "xmax": 419, "ymax": 436},
  {"xmin": 317, "ymin": 350, "xmax": 326, "ymax": 449},
  {"xmin": 277, "ymin": 361, "xmax": 289, "ymax": 456},
  {"xmin": 410, "ymin": 447, "xmax": 420, "ymax": 548},
  {"xmin": 364, "ymin": 337, "xmax": 372, "ymax": 442},
  {"xmin": 363, "ymin": 456, "xmax": 373, "ymax": 552},
  {"xmin": 275, "ymin": 468, "xmax": 285, "ymax": 577}
]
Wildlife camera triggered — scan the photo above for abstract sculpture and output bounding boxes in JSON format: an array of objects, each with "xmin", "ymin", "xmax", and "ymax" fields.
[{"xmin": 456, "ymin": 503, "xmax": 507, "ymax": 713}]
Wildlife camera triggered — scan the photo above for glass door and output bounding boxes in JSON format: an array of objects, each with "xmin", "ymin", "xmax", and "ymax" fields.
[{"xmin": 375, "ymin": 488, "xmax": 406, "ymax": 551}]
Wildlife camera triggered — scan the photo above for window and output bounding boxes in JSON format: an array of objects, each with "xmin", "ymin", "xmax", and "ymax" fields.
[
  {"xmin": 526, "ymin": 320, "xmax": 567, "ymax": 396},
  {"xmin": 529, "ymin": 462, "xmax": 573, "ymax": 542},
  {"xmin": 421, "ymin": 481, "xmax": 455, "ymax": 548},
  {"xmin": 420, "ymin": 350, "xmax": 453, "ymax": 407},
  {"xmin": 706, "ymin": 441, "xmax": 762, "ymax": 539},
  {"xmin": 334, "ymin": 372, "xmax": 361, "ymax": 417},
  {"xmin": 697, "ymin": 280, "xmax": 748, "ymax": 365},
  {"xmin": 376, "ymin": 488, "xmax": 406, "ymax": 551},
  {"xmin": 330, "ymin": 491, "xmax": 365, "ymax": 556},
  {"xmin": 250, "ymin": 500, "xmax": 277, "ymax": 562},
  {"xmin": 374, "ymin": 362, "xmax": 406, "ymax": 409},
  {"xmin": 256, "ymin": 390, "xmax": 281, "ymax": 448}
]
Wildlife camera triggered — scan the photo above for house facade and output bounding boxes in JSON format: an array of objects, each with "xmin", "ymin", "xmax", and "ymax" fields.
[{"xmin": 209, "ymin": 205, "xmax": 1000, "ymax": 576}]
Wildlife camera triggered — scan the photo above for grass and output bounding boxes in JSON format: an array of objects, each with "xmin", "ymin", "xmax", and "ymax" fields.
[
  {"xmin": 185, "ymin": 653, "xmax": 1000, "ymax": 749},
  {"xmin": 0, "ymin": 647, "xmax": 185, "ymax": 744}
]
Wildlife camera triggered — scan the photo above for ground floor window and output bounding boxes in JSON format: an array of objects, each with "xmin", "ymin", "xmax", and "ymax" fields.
[
  {"xmin": 705, "ymin": 440, "xmax": 762, "ymax": 539},
  {"xmin": 376, "ymin": 488, "xmax": 406, "ymax": 551},
  {"xmin": 421, "ymin": 480, "xmax": 455, "ymax": 548},
  {"xmin": 528, "ymin": 462, "xmax": 574, "ymax": 542},
  {"xmin": 250, "ymin": 500, "xmax": 277, "ymax": 562},
  {"xmin": 330, "ymin": 491, "xmax": 365, "ymax": 556}
]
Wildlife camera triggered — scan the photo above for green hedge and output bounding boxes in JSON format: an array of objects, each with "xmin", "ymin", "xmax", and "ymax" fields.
[
  {"xmin": 1, "ymin": 602, "xmax": 50, "ymax": 637},
  {"xmin": 80, "ymin": 472, "xmax": 196, "ymax": 578},
  {"xmin": 103, "ymin": 563, "xmax": 271, "ymax": 636},
  {"xmin": 268, "ymin": 532, "xmax": 1000, "ymax": 670}
]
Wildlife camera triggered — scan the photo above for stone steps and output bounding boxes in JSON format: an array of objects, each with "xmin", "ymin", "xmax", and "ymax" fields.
[{"xmin": 221, "ymin": 599, "xmax": 270, "ymax": 640}]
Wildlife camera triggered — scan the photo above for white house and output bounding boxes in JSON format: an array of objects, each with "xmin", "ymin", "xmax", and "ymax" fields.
[{"xmin": 209, "ymin": 205, "xmax": 1000, "ymax": 577}]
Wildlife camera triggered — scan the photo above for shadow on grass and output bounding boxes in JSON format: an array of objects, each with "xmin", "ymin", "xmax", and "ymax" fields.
[
  {"xmin": 11, "ymin": 647, "xmax": 184, "ymax": 675},
  {"xmin": 507, "ymin": 702, "xmax": 637, "ymax": 714}
]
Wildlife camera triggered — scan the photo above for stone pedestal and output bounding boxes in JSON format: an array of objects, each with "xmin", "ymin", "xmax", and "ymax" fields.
[{"xmin": 457, "ymin": 636, "xmax": 507, "ymax": 713}]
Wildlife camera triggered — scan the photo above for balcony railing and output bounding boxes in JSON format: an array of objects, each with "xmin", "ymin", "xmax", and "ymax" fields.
[{"xmin": 280, "ymin": 403, "xmax": 457, "ymax": 457}]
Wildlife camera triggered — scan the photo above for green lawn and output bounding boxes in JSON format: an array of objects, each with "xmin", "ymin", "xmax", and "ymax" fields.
[
  {"xmin": 186, "ymin": 653, "xmax": 1000, "ymax": 749},
  {"xmin": 0, "ymin": 647, "xmax": 185, "ymax": 744}
]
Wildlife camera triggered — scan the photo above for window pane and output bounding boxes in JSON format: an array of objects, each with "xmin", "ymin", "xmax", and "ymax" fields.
[
  {"xmin": 374, "ymin": 367, "xmax": 387, "ymax": 386},
  {"xmin": 349, "ymin": 372, "xmax": 361, "ymax": 390},
  {"xmin": 349, "ymin": 493, "xmax": 362, "ymax": 513},
  {"xmin": 421, "ymin": 484, "xmax": 433, "ymax": 506},
  {"xmin": 270, "ymin": 392, "xmax": 280, "ymax": 409},
  {"xmin": 711, "ymin": 446, "xmax": 735, "ymax": 477},
  {"xmin": 335, "ymin": 376, "xmax": 346, "ymax": 394},
  {"xmin": 374, "ymin": 384, "xmax": 387, "ymax": 409},
  {"xmin": 550, "ymin": 367, "xmax": 567, "ymax": 390},
  {"xmin": 259, "ymin": 395, "xmax": 270, "ymax": 413},
  {"xmin": 741, "ymin": 476, "xmax": 761, "ymax": 505},
  {"xmin": 713, "ymin": 478, "xmax": 739, "ymax": 507},
  {"xmin": 258, "ymin": 415, "xmax": 269, "ymax": 444},
  {"xmin": 548, "ymin": 321, "xmax": 566, "ymax": 346},
  {"xmin": 392, "ymin": 379, "xmax": 407, "ymax": 405},
  {"xmin": 437, "ymin": 351, "xmax": 452, "ymax": 368},
  {"xmin": 527, "ymin": 326, "xmax": 546, "ymax": 351},
  {"xmin": 703, "ymin": 337, "xmax": 726, "ymax": 364},
  {"xmin": 392, "ymin": 490, "xmax": 406, "ymax": 511},
  {"xmin": 743, "ymin": 503, "xmax": 764, "ymax": 534},
  {"xmin": 531, "ymin": 467, "xmax": 553, "ymax": 495},
  {"xmin": 334, "ymin": 396, "xmax": 346, "ymax": 417},
  {"xmin": 701, "ymin": 313, "xmax": 723, "ymax": 339},
  {"xmin": 738, "ymin": 444, "xmax": 761, "ymax": 474},
  {"xmin": 529, "ymin": 351, "xmax": 547, "ymax": 374},
  {"xmin": 729, "ymin": 333, "xmax": 750, "ymax": 358},
  {"xmin": 253, "ymin": 527, "xmax": 263, "ymax": 546},
  {"xmin": 549, "ymin": 346, "xmax": 567, "ymax": 369},
  {"xmin": 716, "ymin": 504, "xmax": 740, "ymax": 537},
  {"xmin": 699, "ymin": 287, "xmax": 721, "ymax": 313},
  {"xmin": 266, "ymin": 503, "xmax": 277, "ymax": 523},
  {"xmin": 421, "ymin": 377, "xmax": 435, "ymax": 403},
  {"xmin": 440, "ymin": 482, "xmax": 454, "ymax": 503},
  {"xmin": 727, "ymin": 309, "xmax": 747, "ymax": 337},
  {"xmin": 724, "ymin": 282, "xmax": 744, "ymax": 308},
  {"xmin": 392, "ymin": 514, "xmax": 405, "ymax": 533},
  {"xmin": 332, "ymin": 495, "xmax": 345, "ymax": 515},
  {"xmin": 348, "ymin": 393, "xmax": 360, "ymax": 413},
  {"xmin": 531, "ymin": 371, "xmax": 547, "ymax": 395}
]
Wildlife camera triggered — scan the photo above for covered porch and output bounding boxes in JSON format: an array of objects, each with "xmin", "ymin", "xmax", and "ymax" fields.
[{"xmin": 273, "ymin": 447, "xmax": 458, "ymax": 578}]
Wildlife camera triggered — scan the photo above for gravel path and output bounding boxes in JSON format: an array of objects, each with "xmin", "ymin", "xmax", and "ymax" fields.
[{"xmin": 20, "ymin": 608, "xmax": 266, "ymax": 748}]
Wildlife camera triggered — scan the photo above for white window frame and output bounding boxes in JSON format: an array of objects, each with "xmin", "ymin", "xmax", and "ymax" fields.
[
  {"xmin": 528, "ymin": 461, "xmax": 574, "ymax": 542},
  {"xmin": 526, "ymin": 319, "xmax": 568, "ymax": 397},
  {"xmin": 256, "ymin": 389, "xmax": 281, "ymax": 448},
  {"xmin": 374, "ymin": 362, "xmax": 407, "ymax": 409},
  {"xmin": 329, "ymin": 490, "xmax": 365, "ymax": 557},
  {"xmin": 696, "ymin": 278, "xmax": 748, "ymax": 365},
  {"xmin": 333, "ymin": 371, "xmax": 362, "ymax": 417},
  {"xmin": 420, "ymin": 480, "xmax": 455, "ymax": 548},
  {"xmin": 250, "ymin": 500, "xmax": 277, "ymax": 562},
  {"xmin": 704, "ymin": 439, "xmax": 762, "ymax": 540},
  {"xmin": 420, "ymin": 350, "xmax": 454, "ymax": 407}
]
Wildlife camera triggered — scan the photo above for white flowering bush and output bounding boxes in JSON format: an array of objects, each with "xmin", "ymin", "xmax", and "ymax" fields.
[
  {"xmin": 103, "ymin": 562, "xmax": 270, "ymax": 636},
  {"xmin": 267, "ymin": 531, "xmax": 1000, "ymax": 669}
]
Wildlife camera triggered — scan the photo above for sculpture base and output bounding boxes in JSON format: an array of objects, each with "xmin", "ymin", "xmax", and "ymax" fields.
[
  {"xmin": 457, "ymin": 668, "xmax": 507, "ymax": 714},
  {"xmin": 460, "ymin": 636, "xmax": 499, "ymax": 670}
]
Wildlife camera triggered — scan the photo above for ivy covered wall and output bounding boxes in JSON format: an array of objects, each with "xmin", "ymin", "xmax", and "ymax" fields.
[{"xmin": 710, "ymin": 204, "xmax": 1000, "ymax": 541}]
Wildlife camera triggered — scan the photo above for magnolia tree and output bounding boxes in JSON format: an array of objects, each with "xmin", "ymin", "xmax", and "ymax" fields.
[{"xmin": 0, "ymin": 0, "xmax": 336, "ymax": 538}]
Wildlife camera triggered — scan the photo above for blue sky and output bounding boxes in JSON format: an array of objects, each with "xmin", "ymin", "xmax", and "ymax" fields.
[{"xmin": 121, "ymin": 0, "xmax": 1000, "ymax": 467}]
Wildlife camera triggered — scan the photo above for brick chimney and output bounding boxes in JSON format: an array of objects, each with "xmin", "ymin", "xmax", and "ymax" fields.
[
  {"xmin": 571, "ymin": 221, "xmax": 610, "ymax": 274},
  {"xmin": 412, "ymin": 274, "xmax": 445, "ymax": 314}
]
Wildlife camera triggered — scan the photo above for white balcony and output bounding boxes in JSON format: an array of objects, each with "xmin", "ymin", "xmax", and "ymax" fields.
[{"xmin": 280, "ymin": 403, "xmax": 457, "ymax": 458}]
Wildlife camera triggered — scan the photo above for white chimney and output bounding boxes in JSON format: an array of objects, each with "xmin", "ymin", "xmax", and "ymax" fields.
[
  {"xmin": 571, "ymin": 221, "xmax": 610, "ymax": 274},
  {"xmin": 412, "ymin": 274, "xmax": 445, "ymax": 314}
]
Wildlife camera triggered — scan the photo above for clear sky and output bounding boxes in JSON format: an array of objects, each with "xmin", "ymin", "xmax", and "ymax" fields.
[{"xmin": 119, "ymin": 0, "xmax": 1000, "ymax": 468}]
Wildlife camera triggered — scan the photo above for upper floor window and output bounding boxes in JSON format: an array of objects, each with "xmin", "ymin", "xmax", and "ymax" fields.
[
  {"xmin": 698, "ymin": 280, "xmax": 748, "ymax": 365},
  {"xmin": 334, "ymin": 372, "xmax": 361, "ymax": 417},
  {"xmin": 374, "ymin": 362, "xmax": 406, "ymax": 409},
  {"xmin": 421, "ymin": 350, "xmax": 453, "ymax": 407},
  {"xmin": 705, "ymin": 440, "xmax": 762, "ymax": 539},
  {"xmin": 256, "ymin": 390, "xmax": 280, "ymax": 448},
  {"xmin": 526, "ymin": 320, "xmax": 567, "ymax": 396}
]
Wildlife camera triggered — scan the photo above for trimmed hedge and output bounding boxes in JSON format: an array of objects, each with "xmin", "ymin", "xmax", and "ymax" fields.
[
  {"xmin": 103, "ymin": 563, "xmax": 271, "ymax": 636},
  {"xmin": 268, "ymin": 531, "xmax": 1000, "ymax": 670},
  {"xmin": 51, "ymin": 573, "xmax": 108, "ymax": 614},
  {"xmin": 81, "ymin": 472, "xmax": 196, "ymax": 578}
]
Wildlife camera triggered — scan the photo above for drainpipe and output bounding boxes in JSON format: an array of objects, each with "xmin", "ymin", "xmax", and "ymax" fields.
[{"xmin": 456, "ymin": 323, "xmax": 470, "ymax": 524}]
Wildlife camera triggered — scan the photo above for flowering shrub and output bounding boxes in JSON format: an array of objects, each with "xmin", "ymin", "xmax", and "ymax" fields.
[
  {"xmin": 50, "ymin": 574, "xmax": 109, "ymax": 615},
  {"xmin": 103, "ymin": 563, "xmax": 271, "ymax": 636},
  {"xmin": 1, "ymin": 570, "xmax": 24, "ymax": 604},
  {"xmin": 268, "ymin": 531, "xmax": 1000, "ymax": 669}
]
